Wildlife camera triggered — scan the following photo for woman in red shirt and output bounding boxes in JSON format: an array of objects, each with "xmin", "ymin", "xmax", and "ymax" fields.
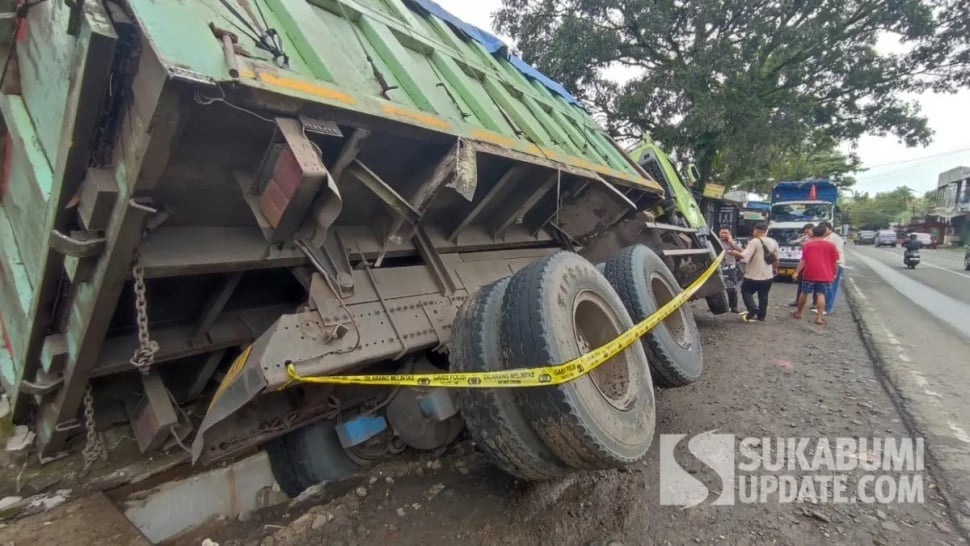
[{"xmin": 792, "ymin": 225, "xmax": 840, "ymax": 325}]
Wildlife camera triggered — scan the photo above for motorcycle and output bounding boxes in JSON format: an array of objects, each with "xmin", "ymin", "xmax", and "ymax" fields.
[{"xmin": 903, "ymin": 249, "xmax": 921, "ymax": 269}]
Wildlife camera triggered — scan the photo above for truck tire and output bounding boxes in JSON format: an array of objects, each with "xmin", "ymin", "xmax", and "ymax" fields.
[
  {"xmin": 705, "ymin": 289, "xmax": 730, "ymax": 316},
  {"xmin": 266, "ymin": 420, "xmax": 359, "ymax": 497},
  {"xmin": 503, "ymin": 252, "xmax": 655, "ymax": 470},
  {"xmin": 604, "ymin": 245, "xmax": 704, "ymax": 387},
  {"xmin": 703, "ymin": 239, "xmax": 730, "ymax": 315},
  {"xmin": 265, "ymin": 437, "xmax": 305, "ymax": 497},
  {"xmin": 452, "ymin": 278, "xmax": 571, "ymax": 480}
]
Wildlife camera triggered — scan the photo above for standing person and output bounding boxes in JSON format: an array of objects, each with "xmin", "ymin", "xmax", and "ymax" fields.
[
  {"xmin": 820, "ymin": 221, "xmax": 845, "ymax": 315},
  {"xmin": 728, "ymin": 222, "xmax": 778, "ymax": 322},
  {"xmin": 718, "ymin": 227, "xmax": 744, "ymax": 313},
  {"xmin": 793, "ymin": 225, "xmax": 840, "ymax": 325},
  {"xmin": 788, "ymin": 223, "xmax": 816, "ymax": 307}
]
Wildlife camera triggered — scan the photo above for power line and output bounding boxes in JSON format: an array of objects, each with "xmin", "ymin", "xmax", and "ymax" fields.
[
  {"xmin": 851, "ymin": 147, "xmax": 970, "ymax": 186},
  {"xmin": 859, "ymin": 146, "xmax": 970, "ymax": 171},
  {"xmin": 855, "ymin": 158, "xmax": 950, "ymax": 183}
]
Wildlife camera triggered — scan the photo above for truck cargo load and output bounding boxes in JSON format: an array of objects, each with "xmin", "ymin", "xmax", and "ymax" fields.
[{"xmin": 0, "ymin": 0, "xmax": 724, "ymax": 486}]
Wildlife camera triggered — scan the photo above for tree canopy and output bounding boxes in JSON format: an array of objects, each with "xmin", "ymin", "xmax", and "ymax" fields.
[
  {"xmin": 843, "ymin": 186, "xmax": 930, "ymax": 229},
  {"xmin": 494, "ymin": 0, "xmax": 944, "ymax": 189},
  {"xmin": 735, "ymin": 135, "xmax": 862, "ymax": 194},
  {"xmin": 913, "ymin": 0, "xmax": 970, "ymax": 88}
]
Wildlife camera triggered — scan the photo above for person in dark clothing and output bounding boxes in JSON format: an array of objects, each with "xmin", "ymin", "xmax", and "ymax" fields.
[
  {"xmin": 903, "ymin": 233, "xmax": 923, "ymax": 252},
  {"xmin": 718, "ymin": 226, "xmax": 744, "ymax": 313}
]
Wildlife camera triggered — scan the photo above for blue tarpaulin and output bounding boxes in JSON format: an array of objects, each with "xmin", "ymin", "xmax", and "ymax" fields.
[
  {"xmin": 771, "ymin": 180, "xmax": 838, "ymax": 204},
  {"xmin": 409, "ymin": 0, "xmax": 581, "ymax": 106}
]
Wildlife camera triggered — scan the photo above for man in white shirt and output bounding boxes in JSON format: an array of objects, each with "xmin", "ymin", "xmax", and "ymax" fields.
[
  {"xmin": 728, "ymin": 222, "xmax": 779, "ymax": 322},
  {"xmin": 820, "ymin": 221, "xmax": 845, "ymax": 315}
]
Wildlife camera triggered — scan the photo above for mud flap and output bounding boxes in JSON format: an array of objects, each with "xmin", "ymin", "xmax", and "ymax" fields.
[{"xmin": 191, "ymin": 344, "xmax": 267, "ymax": 463}]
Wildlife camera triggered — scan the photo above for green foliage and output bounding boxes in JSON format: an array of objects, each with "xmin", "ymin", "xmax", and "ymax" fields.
[
  {"xmin": 844, "ymin": 186, "xmax": 923, "ymax": 229},
  {"xmin": 911, "ymin": 0, "xmax": 970, "ymax": 89},
  {"xmin": 494, "ymin": 0, "xmax": 939, "ymax": 185},
  {"xmin": 734, "ymin": 135, "xmax": 862, "ymax": 194}
]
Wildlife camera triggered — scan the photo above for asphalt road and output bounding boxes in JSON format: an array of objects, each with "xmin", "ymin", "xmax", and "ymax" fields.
[
  {"xmin": 851, "ymin": 244, "xmax": 970, "ymax": 305},
  {"xmin": 846, "ymin": 244, "xmax": 970, "ymax": 534}
]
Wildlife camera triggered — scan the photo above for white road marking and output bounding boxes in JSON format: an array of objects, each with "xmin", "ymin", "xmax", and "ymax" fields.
[
  {"xmin": 848, "ymin": 251, "xmax": 970, "ymax": 341},
  {"xmin": 917, "ymin": 258, "xmax": 970, "ymax": 280},
  {"xmin": 947, "ymin": 422, "xmax": 970, "ymax": 445},
  {"xmin": 848, "ymin": 272, "xmax": 970, "ymax": 446},
  {"xmin": 847, "ymin": 278, "xmax": 870, "ymax": 305},
  {"xmin": 861, "ymin": 246, "xmax": 970, "ymax": 280}
]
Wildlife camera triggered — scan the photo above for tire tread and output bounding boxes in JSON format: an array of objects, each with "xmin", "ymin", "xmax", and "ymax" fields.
[
  {"xmin": 453, "ymin": 278, "xmax": 570, "ymax": 480},
  {"xmin": 503, "ymin": 252, "xmax": 653, "ymax": 470}
]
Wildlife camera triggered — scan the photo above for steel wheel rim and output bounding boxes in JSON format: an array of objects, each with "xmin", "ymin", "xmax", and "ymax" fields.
[{"xmin": 573, "ymin": 289, "xmax": 637, "ymax": 411}]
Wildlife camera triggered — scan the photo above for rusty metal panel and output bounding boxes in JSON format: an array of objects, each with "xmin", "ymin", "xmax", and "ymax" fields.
[
  {"xmin": 122, "ymin": 0, "xmax": 661, "ymax": 192},
  {"xmin": 0, "ymin": 1, "xmax": 117, "ymax": 411}
]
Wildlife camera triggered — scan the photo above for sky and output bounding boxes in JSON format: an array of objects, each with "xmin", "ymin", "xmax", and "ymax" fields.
[{"xmin": 435, "ymin": 0, "xmax": 970, "ymax": 198}]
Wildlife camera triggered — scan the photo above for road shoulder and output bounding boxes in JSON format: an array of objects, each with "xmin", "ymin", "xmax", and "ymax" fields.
[{"xmin": 845, "ymin": 270, "xmax": 970, "ymax": 540}]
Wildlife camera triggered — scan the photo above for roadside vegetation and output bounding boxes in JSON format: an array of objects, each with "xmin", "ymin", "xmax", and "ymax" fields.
[
  {"xmin": 495, "ymin": 0, "xmax": 970, "ymax": 193},
  {"xmin": 844, "ymin": 187, "xmax": 937, "ymax": 230}
]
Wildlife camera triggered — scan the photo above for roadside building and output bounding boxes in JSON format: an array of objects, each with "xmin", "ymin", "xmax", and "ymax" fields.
[{"xmin": 932, "ymin": 166, "xmax": 970, "ymax": 246}]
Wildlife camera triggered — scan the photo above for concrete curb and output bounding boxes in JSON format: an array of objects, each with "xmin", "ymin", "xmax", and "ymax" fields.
[{"xmin": 845, "ymin": 283, "xmax": 970, "ymax": 542}]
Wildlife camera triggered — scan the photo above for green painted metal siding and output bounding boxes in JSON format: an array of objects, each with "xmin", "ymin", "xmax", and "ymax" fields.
[{"xmin": 125, "ymin": 0, "xmax": 658, "ymax": 189}]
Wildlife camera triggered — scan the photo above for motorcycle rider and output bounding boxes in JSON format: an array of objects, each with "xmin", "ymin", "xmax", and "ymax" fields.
[{"xmin": 903, "ymin": 233, "xmax": 923, "ymax": 260}]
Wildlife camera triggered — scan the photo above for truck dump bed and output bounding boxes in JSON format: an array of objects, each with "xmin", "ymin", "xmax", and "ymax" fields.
[{"xmin": 0, "ymin": 0, "xmax": 678, "ymax": 460}]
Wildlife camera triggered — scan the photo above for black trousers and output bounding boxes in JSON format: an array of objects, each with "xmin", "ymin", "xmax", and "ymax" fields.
[
  {"xmin": 741, "ymin": 278, "xmax": 773, "ymax": 320},
  {"xmin": 723, "ymin": 266, "xmax": 741, "ymax": 311},
  {"xmin": 727, "ymin": 289, "xmax": 738, "ymax": 312}
]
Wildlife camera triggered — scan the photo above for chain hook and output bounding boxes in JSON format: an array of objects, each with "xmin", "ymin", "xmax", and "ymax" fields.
[{"xmin": 129, "ymin": 251, "xmax": 158, "ymax": 374}]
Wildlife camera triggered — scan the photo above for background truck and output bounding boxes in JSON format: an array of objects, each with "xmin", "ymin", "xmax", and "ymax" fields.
[
  {"xmin": 767, "ymin": 180, "xmax": 839, "ymax": 278},
  {"xmin": 0, "ymin": 0, "xmax": 724, "ymax": 492}
]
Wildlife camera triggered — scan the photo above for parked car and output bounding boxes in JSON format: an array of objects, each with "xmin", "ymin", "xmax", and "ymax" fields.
[
  {"xmin": 912, "ymin": 232, "xmax": 937, "ymax": 249},
  {"xmin": 875, "ymin": 230, "xmax": 897, "ymax": 247},
  {"xmin": 855, "ymin": 230, "xmax": 876, "ymax": 245}
]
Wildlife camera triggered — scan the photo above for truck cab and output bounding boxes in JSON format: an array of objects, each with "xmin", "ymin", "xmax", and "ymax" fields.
[{"xmin": 766, "ymin": 181, "xmax": 838, "ymax": 277}]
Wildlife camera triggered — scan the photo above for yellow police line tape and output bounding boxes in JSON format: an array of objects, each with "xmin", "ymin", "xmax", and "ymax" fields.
[{"xmin": 285, "ymin": 252, "xmax": 725, "ymax": 388}]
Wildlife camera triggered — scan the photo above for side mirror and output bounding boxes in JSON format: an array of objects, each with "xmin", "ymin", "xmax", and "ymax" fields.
[{"xmin": 687, "ymin": 164, "xmax": 700, "ymax": 186}]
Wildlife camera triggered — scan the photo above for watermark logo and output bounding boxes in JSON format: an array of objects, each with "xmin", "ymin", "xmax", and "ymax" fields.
[{"xmin": 659, "ymin": 433, "xmax": 924, "ymax": 506}]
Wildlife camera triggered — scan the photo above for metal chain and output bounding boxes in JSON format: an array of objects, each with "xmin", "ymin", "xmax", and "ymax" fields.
[
  {"xmin": 81, "ymin": 252, "xmax": 159, "ymax": 471},
  {"xmin": 81, "ymin": 385, "xmax": 106, "ymax": 472},
  {"xmin": 129, "ymin": 252, "xmax": 159, "ymax": 374}
]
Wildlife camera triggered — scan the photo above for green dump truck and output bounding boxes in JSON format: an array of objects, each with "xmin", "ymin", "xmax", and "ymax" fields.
[{"xmin": 0, "ymin": 0, "xmax": 724, "ymax": 492}]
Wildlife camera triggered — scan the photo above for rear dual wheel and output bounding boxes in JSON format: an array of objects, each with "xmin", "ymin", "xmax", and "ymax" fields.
[
  {"xmin": 454, "ymin": 252, "xmax": 656, "ymax": 476},
  {"xmin": 604, "ymin": 246, "xmax": 704, "ymax": 388},
  {"xmin": 452, "ymin": 278, "xmax": 571, "ymax": 480}
]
